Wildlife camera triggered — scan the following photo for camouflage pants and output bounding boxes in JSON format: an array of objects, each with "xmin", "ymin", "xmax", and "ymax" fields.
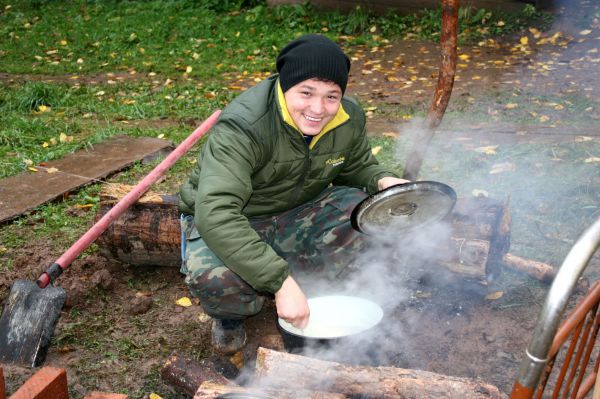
[{"xmin": 180, "ymin": 185, "xmax": 368, "ymax": 319}]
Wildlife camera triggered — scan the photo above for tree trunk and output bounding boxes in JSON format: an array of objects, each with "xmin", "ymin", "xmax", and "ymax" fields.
[{"xmin": 254, "ymin": 347, "xmax": 502, "ymax": 399}]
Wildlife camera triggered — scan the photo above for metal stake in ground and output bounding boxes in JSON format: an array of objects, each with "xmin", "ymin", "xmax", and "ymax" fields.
[{"xmin": 0, "ymin": 110, "xmax": 221, "ymax": 367}]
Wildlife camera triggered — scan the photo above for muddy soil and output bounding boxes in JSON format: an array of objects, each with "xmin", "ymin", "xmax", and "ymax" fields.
[{"xmin": 2, "ymin": 1, "xmax": 600, "ymax": 398}]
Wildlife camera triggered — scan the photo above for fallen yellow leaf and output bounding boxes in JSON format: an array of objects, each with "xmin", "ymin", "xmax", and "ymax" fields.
[
  {"xmin": 475, "ymin": 145, "xmax": 498, "ymax": 155},
  {"xmin": 230, "ymin": 351, "xmax": 244, "ymax": 369},
  {"xmin": 520, "ymin": 36, "xmax": 529, "ymax": 45},
  {"xmin": 529, "ymin": 27, "xmax": 541, "ymax": 38},
  {"xmin": 59, "ymin": 133, "xmax": 74, "ymax": 143},
  {"xmin": 198, "ymin": 313, "xmax": 211, "ymax": 323},
  {"xmin": 149, "ymin": 393, "xmax": 163, "ymax": 399},
  {"xmin": 371, "ymin": 146, "xmax": 382, "ymax": 155},
  {"xmin": 539, "ymin": 115, "xmax": 550, "ymax": 123},
  {"xmin": 490, "ymin": 162, "xmax": 516, "ymax": 174},
  {"xmin": 175, "ymin": 297, "xmax": 193, "ymax": 307},
  {"xmin": 485, "ymin": 291, "xmax": 504, "ymax": 300},
  {"xmin": 73, "ymin": 204, "xmax": 95, "ymax": 209},
  {"xmin": 28, "ymin": 167, "xmax": 38, "ymax": 172},
  {"xmin": 505, "ymin": 103, "xmax": 518, "ymax": 109},
  {"xmin": 458, "ymin": 54, "xmax": 470, "ymax": 61}
]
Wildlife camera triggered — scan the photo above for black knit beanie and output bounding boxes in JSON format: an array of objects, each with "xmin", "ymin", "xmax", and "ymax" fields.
[{"xmin": 276, "ymin": 34, "xmax": 351, "ymax": 94}]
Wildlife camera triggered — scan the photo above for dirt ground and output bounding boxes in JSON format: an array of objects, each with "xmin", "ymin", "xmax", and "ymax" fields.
[{"xmin": 1, "ymin": 1, "xmax": 599, "ymax": 398}]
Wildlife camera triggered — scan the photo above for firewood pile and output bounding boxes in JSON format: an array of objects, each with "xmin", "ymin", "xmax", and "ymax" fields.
[{"xmin": 95, "ymin": 185, "xmax": 560, "ymax": 286}]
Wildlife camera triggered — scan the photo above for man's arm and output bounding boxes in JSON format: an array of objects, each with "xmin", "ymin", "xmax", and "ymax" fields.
[{"xmin": 194, "ymin": 123, "xmax": 289, "ymax": 294}]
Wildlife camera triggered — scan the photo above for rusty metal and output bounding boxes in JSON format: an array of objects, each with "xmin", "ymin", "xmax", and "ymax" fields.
[
  {"xmin": 402, "ymin": 0, "xmax": 458, "ymax": 180},
  {"xmin": 509, "ymin": 215, "xmax": 600, "ymax": 399},
  {"xmin": 526, "ymin": 284, "xmax": 600, "ymax": 399}
]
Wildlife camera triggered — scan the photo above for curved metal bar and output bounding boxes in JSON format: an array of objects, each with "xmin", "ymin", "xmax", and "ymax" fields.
[{"xmin": 512, "ymin": 216, "xmax": 600, "ymax": 393}]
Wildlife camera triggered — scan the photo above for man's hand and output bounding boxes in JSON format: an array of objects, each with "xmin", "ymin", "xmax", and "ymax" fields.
[
  {"xmin": 378, "ymin": 176, "xmax": 411, "ymax": 191},
  {"xmin": 275, "ymin": 275, "xmax": 310, "ymax": 328}
]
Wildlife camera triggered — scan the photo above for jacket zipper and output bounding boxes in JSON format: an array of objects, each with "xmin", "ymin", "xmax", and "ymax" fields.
[{"xmin": 290, "ymin": 137, "xmax": 312, "ymax": 204}]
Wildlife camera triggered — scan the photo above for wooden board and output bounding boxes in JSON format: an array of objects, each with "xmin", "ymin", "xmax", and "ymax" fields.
[{"xmin": 0, "ymin": 135, "xmax": 173, "ymax": 223}]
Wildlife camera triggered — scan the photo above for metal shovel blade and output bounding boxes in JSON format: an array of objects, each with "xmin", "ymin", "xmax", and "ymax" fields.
[{"xmin": 0, "ymin": 280, "xmax": 66, "ymax": 367}]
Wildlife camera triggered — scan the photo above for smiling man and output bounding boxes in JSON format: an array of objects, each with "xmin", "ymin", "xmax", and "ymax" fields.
[{"xmin": 178, "ymin": 34, "xmax": 407, "ymax": 354}]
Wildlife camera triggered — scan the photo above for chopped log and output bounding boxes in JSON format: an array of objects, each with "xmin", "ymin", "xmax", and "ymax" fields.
[
  {"xmin": 96, "ymin": 187, "xmax": 556, "ymax": 286},
  {"xmin": 502, "ymin": 253, "xmax": 556, "ymax": 284},
  {"xmin": 254, "ymin": 347, "xmax": 502, "ymax": 399},
  {"xmin": 193, "ymin": 381, "xmax": 345, "ymax": 399},
  {"xmin": 161, "ymin": 351, "xmax": 237, "ymax": 397},
  {"xmin": 97, "ymin": 187, "xmax": 181, "ymax": 267}
]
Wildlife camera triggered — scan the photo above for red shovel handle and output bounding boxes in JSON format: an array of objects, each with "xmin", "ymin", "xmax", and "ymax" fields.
[{"xmin": 37, "ymin": 110, "xmax": 221, "ymax": 288}]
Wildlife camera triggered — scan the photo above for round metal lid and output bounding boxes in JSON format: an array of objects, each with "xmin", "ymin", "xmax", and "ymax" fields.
[{"xmin": 351, "ymin": 181, "xmax": 457, "ymax": 235}]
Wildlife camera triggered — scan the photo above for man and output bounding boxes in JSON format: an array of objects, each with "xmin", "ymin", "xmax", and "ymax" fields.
[{"xmin": 179, "ymin": 34, "xmax": 407, "ymax": 354}]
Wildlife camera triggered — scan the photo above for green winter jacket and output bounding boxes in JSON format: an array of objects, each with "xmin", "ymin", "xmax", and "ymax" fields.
[{"xmin": 179, "ymin": 75, "xmax": 397, "ymax": 293}]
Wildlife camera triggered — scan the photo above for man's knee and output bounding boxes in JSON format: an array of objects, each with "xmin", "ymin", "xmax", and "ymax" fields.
[{"xmin": 186, "ymin": 266, "xmax": 264, "ymax": 319}]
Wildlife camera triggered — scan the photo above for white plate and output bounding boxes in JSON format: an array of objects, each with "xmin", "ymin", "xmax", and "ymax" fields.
[{"xmin": 278, "ymin": 295, "xmax": 383, "ymax": 339}]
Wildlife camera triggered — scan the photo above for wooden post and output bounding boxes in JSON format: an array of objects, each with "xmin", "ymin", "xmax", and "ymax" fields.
[{"xmin": 402, "ymin": 0, "xmax": 459, "ymax": 180}]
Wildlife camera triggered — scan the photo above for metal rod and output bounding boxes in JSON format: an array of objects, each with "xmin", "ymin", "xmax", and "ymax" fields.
[{"xmin": 511, "ymin": 216, "xmax": 600, "ymax": 396}]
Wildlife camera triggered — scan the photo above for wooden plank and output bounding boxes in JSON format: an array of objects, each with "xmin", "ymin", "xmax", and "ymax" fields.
[{"xmin": 0, "ymin": 135, "xmax": 173, "ymax": 223}]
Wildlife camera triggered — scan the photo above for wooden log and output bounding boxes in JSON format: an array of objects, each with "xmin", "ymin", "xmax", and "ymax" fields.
[
  {"xmin": 96, "ymin": 186, "xmax": 181, "ymax": 267},
  {"xmin": 193, "ymin": 381, "xmax": 345, "ymax": 399},
  {"xmin": 161, "ymin": 351, "xmax": 237, "ymax": 397},
  {"xmin": 502, "ymin": 253, "xmax": 556, "ymax": 284},
  {"xmin": 254, "ymin": 347, "xmax": 503, "ymax": 399}
]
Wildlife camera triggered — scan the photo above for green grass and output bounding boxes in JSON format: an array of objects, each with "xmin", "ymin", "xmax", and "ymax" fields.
[
  {"xmin": 0, "ymin": 1, "xmax": 551, "ymax": 76},
  {"xmin": 0, "ymin": 1, "xmax": 553, "ymax": 180}
]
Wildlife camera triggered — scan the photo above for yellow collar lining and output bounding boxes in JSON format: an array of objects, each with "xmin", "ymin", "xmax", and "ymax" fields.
[{"xmin": 277, "ymin": 81, "xmax": 349, "ymax": 149}]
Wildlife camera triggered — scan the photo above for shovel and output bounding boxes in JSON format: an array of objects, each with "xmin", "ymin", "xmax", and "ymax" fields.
[{"xmin": 0, "ymin": 110, "xmax": 221, "ymax": 367}]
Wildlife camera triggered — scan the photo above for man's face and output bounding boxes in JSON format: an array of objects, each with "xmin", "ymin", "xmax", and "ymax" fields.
[{"xmin": 283, "ymin": 78, "xmax": 342, "ymax": 136}]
